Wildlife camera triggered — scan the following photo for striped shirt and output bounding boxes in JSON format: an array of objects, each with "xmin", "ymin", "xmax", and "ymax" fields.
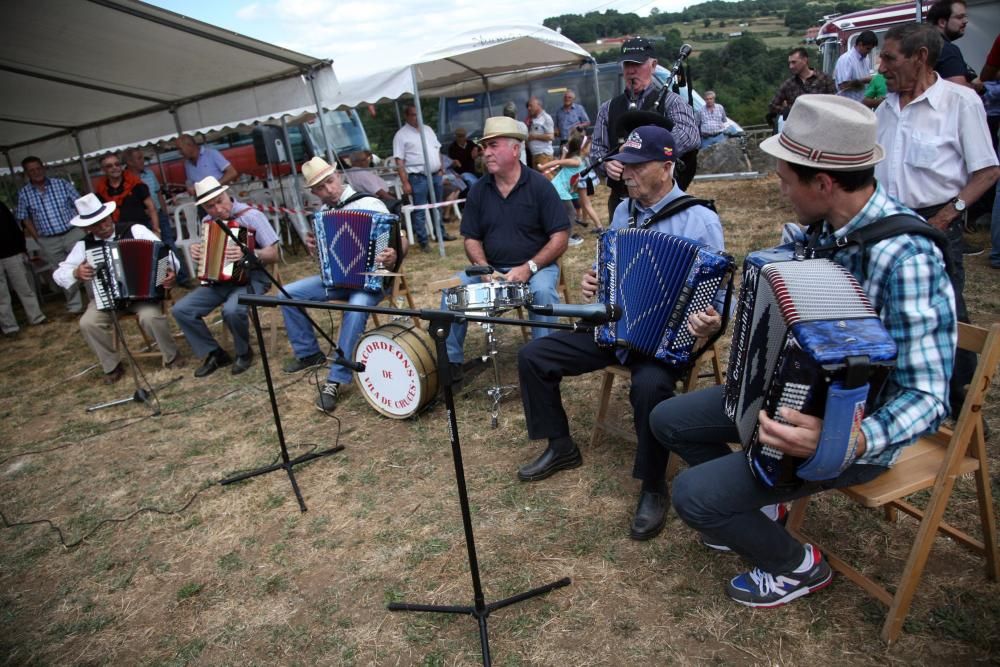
[
  {"xmin": 807, "ymin": 184, "xmax": 956, "ymax": 467},
  {"xmin": 15, "ymin": 177, "xmax": 81, "ymax": 236},
  {"xmin": 697, "ymin": 103, "xmax": 728, "ymax": 136}
]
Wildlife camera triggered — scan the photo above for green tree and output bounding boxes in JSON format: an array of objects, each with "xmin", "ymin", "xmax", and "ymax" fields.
[{"xmin": 703, "ymin": 18, "xmax": 712, "ymax": 27}]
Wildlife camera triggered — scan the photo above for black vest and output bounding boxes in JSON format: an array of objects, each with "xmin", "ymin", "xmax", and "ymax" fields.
[{"xmin": 606, "ymin": 90, "xmax": 660, "ymax": 199}]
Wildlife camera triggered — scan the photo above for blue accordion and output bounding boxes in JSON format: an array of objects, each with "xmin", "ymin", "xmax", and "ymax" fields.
[
  {"xmin": 724, "ymin": 246, "xmax": 898, "ymax": 487},
  {"xmin": 313, "ymin": 209, "xmax": 399, "ymax": 293},
  {"xmin": 595, "ymin": 227, "xmax": 735, "ymax": 366}
]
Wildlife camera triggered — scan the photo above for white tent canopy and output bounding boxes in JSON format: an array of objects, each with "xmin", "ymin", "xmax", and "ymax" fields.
[
  {"xmin": 0, "ymin": 0, "xmax": 342, "ymax": 168},
  {"xmin": 334, "ymin": 24, "xmax": 596, "ymax": 108}
]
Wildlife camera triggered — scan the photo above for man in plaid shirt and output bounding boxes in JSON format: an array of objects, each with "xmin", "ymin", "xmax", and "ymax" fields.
[
  {"xmin": 767, "ymin": 48, "xmax": 836, "ymax": 129},
  {"xmin": 697, "ymin": 91, "xmax": 729, "ymax": 149},
  {"xmin": 649, "ymin": 95, "xmax": 956, "ymax": 608},
  {"xmin": 15, "ymin": 156, "xmax": 85, "ymax": 313}
]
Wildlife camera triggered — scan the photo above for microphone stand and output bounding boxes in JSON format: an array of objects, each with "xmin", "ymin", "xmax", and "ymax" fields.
[
  {"xmin": 208, "ymin": 219, "xmax": 354, "ymax": 511},
  {"xmin": 238, "ymin": 293, "xmax": 604, "ymax": 666}
]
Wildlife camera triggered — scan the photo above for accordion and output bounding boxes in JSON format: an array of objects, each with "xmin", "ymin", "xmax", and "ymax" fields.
[
  {"xmin": 724, "ymin": 247, "xmax": 898, "ymax": 488},
  {"xmin": 197, "ymin": 220, "xmax": 255, "ymax": 285},
  {"xmin": 84, "ymin": 239, "xmax": 171, "ymax": 312},
  {"xmin": 313, "ymin": 209, "xmax": 399, "ymax": 293},
  {"xmin": 595, "ymin": 227, "xmax": 734, "ymax": 366}
]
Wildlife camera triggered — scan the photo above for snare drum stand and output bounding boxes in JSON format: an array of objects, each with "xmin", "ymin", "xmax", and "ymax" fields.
[{"xmin": 476, "ymin": 314, "xmax": 519, "ymax": 429}]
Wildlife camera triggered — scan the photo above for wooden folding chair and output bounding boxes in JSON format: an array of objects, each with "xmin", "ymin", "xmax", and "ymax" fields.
[
  {"xmin": 785, "ymin": 322, "xmax": 1000, "ymax": 643},
  {"xmin": 370, "ymin": 273, "xmax": 418, "ymax": 328}
]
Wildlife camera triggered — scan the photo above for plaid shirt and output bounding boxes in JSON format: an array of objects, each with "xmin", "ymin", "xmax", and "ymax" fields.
[
  {"xmin": 807, "ymin": 184, "xmax": 956, "ymax": 467},
  {"xmin": 697, "ymin": 103, "xmax": 728, "ymax": 136},
  {"xmin": 768, "ymin": 71, "xmax": 837, "ymax": 119},
  {"xmin": 15, "ymin": 177, "xmax": 80, "ymax": 236}
]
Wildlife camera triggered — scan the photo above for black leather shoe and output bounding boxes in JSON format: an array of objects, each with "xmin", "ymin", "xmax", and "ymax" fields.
[
  {"xmin": 231, "ymin": 351, "xmax": 254, "ymax": 375},
  {"xmin": 630, "ymin": 491, "xmax": 668, "ymax": 541},
  {"xmin": 517, "ymin": 444, "xmax": 582, "ymax": 482},
  {"xmin": 194, "ymin": 349, "xmax": 232, "ymax": 378},
  {"xmin": 441, "ymin": 233, "xmax": 457, "ymax": 241}
]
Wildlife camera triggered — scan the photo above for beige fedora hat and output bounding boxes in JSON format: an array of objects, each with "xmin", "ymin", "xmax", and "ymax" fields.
[
  {"xmin": 760, "ymin": 95, "xmax": 884, "ymax": 171},
  {"xmin": 194, "ymin": 176, "xmax": 229, "ymax": 205},
  {"xmin": 479, "ymin": 116, "xmax": 527, "ymax": 143},
  {"xmin": 69, "ymin": 193, "xmax": 116, "ymax": 227},
  {"xmin": 301, "ymin": 156, "xmax": 337, "ymax": 188}
]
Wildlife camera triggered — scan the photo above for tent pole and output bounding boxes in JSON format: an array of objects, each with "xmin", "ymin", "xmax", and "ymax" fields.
[
  {"xmin": 307, "ymin": 67, "xmax": 337, "ymax": 166},
  {"xmin": 280, "ymin": 117, "xmax": 311, "ymax": 246},
  {"xmin": 590, "ymin": 58, "xmax": 602, "ymax": 111},
  {"xmin": 170, "ymin": 106, "xmax": 183, "ymax": 135},
  {"xmin": 915, "ymin": 0, "xmax": 923, "ymax": 22},
  {"xmin": 71, "ymin": 132, "xmax": 92, "ymax": 193},
  {"xmin": 410, "ymin": 66, "xmax": 445, "ymax": 257},
  {"xmin": 483, "ymin": 76, "xmax": 493, "ymax": 115}
]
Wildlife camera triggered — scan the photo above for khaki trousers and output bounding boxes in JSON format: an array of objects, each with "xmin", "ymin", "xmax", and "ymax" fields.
[{"xmin": 79, "ymin": 300, "xmax": 178, "ymax": 373}]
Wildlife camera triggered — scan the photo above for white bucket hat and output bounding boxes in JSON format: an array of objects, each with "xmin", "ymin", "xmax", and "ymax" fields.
[
  {"xmin": 69, "ymin": 193, "xmax": 116, "ymax": 227},
  {"xmin": 760, "ymin": 95, "xmax": 884, "ymax": 171}
]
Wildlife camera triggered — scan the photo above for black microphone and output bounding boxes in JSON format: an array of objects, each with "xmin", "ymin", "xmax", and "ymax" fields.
[
  {"xmin": 334, "ymin": 356, "xmax": 366, "ymax": 373},
  {"xmin": 528, "ymin": 303, "xmax": 622, "ymax": 324}
]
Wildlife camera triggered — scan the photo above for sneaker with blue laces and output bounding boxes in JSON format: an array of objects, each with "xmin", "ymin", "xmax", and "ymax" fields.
[{"xmin": 726, "ymin": 543, "xmax": 832, "ymax": 608}]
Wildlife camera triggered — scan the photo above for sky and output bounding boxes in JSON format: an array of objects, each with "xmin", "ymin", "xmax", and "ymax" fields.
[{"xmin": 147, "ymin": 0, "xmax": 693, "ymax": 77}]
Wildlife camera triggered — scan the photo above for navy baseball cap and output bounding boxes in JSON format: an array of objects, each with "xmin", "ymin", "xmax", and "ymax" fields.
[
  {"xmin": 619, "ymin": 37, "xmax": 654, "ymax": 64},
  {"xmin": 608, "ymin": 126, "xmax": 677, "ymax": 164}
]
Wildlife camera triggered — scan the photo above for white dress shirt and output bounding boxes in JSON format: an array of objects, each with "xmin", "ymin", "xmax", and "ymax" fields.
[{"xmin": 54, "ymin": 224, "xmax": 178, "ymax": 289}]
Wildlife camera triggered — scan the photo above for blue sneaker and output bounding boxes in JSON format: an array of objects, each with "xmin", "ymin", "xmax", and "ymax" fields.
[{"xmin": 726, "ymin": 544, "xmax": 832, "ymax": 608}]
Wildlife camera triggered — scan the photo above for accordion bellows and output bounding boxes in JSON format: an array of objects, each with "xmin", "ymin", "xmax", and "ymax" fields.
[
  {"xmin": 725, "ymin": 246, "xmax": 898, "ymax": 487},
  {"xmin": 197, "ymin": 220, "xmax": 254, "ymax": 285},
  {"xmin": 595, "ymin": 227, "xmax": 734, "ymax": 366},
  {"xmin": 313, "ymin": 209, "xmax": 398, "ymax": 293}
]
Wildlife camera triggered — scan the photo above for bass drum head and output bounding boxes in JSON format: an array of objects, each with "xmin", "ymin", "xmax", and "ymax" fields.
[{"xmin": 354, "ymin": 320, "xmax": 438, "ymax": 418}]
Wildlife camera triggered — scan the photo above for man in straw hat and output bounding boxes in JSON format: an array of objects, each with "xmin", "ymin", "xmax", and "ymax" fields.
[
  {"xmin": 648, "ymin": 94, "xmax": 957, "ymax": 608},
  {"xmin": 171, "ymin": 176, "xmax": 280, "ymax": 378},
  {"xmin": 873, "ymin": 22, "xmax": 999, "ymax": 420},
  {"xmin": 53, "ymin": 193, "xmax": 182, "ymax": 383},
  {"xmin": 516, "ymin": 122, "xmax": 724, "ymax": 542},
  {"xmin": 439, "ymin": 116, "xmax": 570, "ymax": 380},
  {"xmin": 277, "ymin": 156, "xmax": 405, "ymax": 413}
]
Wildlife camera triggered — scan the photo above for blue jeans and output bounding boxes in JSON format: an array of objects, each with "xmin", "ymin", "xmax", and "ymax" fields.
[
  {"xmin": 700, "ymin": 133, "xmax": 726, "ymax": 150},
  {"xmin": 649, "ymin": 385, "xmax": 887, "ymax": 573},
  {"xmin": 171, "ymin": 271, "xmax": 271, "ymax": 358},
  {"xmin": 460, "ymin": 172, "xmax": 478, "ymax": 188},
  {"xmin": 157, "ymin": 210, "xmax": 189, "ymax": 283},
  {"xmin": 991, "ymin": 186, "xmax": 1000, "ymax": 267},
  {"xmin": 409, "ymin": 172, "xmax": 444, "ymax": 246},
  {"xmin": 277, "ymin": 275, "xmax": 383, "ymax": 385},
  {"xmin": 442, "ymin": 263, "xmax": 561, "ymax": 364}
]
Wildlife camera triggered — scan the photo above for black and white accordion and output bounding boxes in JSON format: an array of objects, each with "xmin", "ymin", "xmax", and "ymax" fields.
[
  {"xmin": 313, "ymin": 209, "xmax": 399, "ymax": 293},
  {"xmin": 724, "ymin": 246, "xmax": 898, "ymax": 488},
  {"xmin": 84, "ymin": 239, "xmax": 171, "ymax": 311},
  {"xmin": 595, "ymin": 227, "xmax": 734, "ymax": 366}
]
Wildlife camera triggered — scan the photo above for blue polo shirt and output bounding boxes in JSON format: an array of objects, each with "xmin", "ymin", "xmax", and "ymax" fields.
[
  {"xmin": 460, "ymin": 165, "xmax": 569, "ymax": 266},
  {"xmin": 184, "ymin": 146, "xmax": 231, "ymax": 186}
]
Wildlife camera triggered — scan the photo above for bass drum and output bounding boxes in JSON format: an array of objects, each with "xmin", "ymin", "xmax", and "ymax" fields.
[{"xmin": 354, "ymin": 320, "xmax": 438, "ymax": 418}]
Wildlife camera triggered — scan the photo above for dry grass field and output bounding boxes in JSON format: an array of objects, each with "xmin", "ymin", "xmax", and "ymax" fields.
[{"xmin": 1, "ymin": 175, "xmax": 998, "ymax": 666}]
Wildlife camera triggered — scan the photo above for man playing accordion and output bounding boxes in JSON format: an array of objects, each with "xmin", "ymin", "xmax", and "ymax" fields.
[
  {"xmin": 277, "ymin": 157, "xmax": 406, "ymax": 414},
  {"xmin": 516, "ymin": 123, "xmax": 726, "ymax": 542},
  {"xmin": 649, "ymin": 95, "xmax": 956, "ymax": 608},
  {"xmin": 53, "ymin": 193, "xmax": 181, "ymax": 383}
]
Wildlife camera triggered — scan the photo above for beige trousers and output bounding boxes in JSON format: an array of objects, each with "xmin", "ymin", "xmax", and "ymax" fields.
[{"xmin": 79, "ymin": 300, "xmax": 178, "ymax": 373}]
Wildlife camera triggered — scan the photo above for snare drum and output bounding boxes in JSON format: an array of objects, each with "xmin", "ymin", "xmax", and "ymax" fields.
[
  {"xmin": 354, "ymin": 320, "xmax": 438, "ymax": 418},
  {"xmin": 444, "ymin": 280, "xmax": 532, "ymax": 313}
]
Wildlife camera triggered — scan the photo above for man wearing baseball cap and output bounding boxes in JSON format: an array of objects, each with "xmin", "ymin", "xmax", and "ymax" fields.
[
  {"xmin": 517, "ymin": 123, "xmax": 724, "ymax": 542},
  {"xmin": 277, "ymin": 156, "xmax": 405, "ymax": 414},
  {"xmin": 650, "ymin": 95, "xmax": 956, "ymax": 608},
  {"xmin": 52, "ymin": 193, "xmax": 181, "ymax": 383},
  {"xmin": 590, "ymin": 37, "xmax": 701, "ymax": 221}
]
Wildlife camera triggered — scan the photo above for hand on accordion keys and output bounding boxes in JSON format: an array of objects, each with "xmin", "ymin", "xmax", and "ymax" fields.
[{"xmin": 756, "ymin": 407, "xmax": 827, "ymax": 460}]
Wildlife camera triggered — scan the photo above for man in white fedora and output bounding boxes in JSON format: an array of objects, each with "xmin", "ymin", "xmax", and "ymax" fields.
[
  {"xmin": 171, "ymin": 176, "xmax": 279, "ymax": 377},
  {"xmin": 53, "ymin": 193, "xmax": 182, "ymax": 383},
  {"xmin": 649, "ymin": 95, "xmax": 956, "ymax": 608},
  {"xmin": 277, "ymin": 156, "xmax": 405, "ymax": 413},
  {"xmin": 439, "ymin": 116, "xmax": 569, "ymax": 381}
]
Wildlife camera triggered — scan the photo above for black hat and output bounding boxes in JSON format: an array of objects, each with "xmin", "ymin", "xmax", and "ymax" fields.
[{"xmin": 619, "ymin": 37, "xmax": 654, "ymax": 64}]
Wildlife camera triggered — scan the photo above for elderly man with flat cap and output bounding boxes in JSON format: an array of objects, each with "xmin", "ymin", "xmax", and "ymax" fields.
[
  {"xmin": 53, "ymin": 193, "xmax": 181, "ymax": 383},
  {"xmin": 649, "ymin": 95, "xmax": 956, "ymax": 609},
  {"xmin": 171, "ymin": 176, "xmax": 280, "ymax": 378},
  {"xmin": 516, "ymin": 123, "xmax": 724, "ymax": 542},
  {"xmin": 277, "ymin": 156, "xmax": 405, "ymax": 413},
  {"xmin": 440, "ymin": 116, "xmax": 570, "ymax": 379}
]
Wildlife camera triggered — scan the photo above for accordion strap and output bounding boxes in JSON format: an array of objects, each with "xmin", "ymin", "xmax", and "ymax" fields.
[
  {"xmin": 805, "ymin": 213, "xmax": 952, "ymax": 281},
  {"xmin": 628, "ymin": 195, "xmax": 717, "ymax": 229}
]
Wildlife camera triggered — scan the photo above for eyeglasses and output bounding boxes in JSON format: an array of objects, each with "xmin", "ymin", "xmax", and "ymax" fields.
[{"xmin": 102, "ymin": 162, "xmax": 122, "ymax": 168}]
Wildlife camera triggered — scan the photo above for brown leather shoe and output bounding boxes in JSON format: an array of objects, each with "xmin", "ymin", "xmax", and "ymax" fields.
[{"xmin": 104, "ymin": 364, "xmax": 125, "ymax": 384}]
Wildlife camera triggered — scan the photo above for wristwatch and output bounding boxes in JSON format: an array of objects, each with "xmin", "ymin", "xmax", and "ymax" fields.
[
  {"xmin": 527, "ymin": 260, "xmax": 539, "ymax": 274},
  {"xmin": 950, "ymin": 196, "xmax": 967, "ymax": 213}
]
